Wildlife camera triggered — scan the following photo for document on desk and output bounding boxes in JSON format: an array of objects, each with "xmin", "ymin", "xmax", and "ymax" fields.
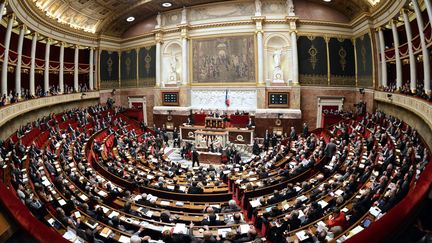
[
  {"xmin": 99, "ymin": 227, "xmax": 112, "ymax": 238},
  {"xmin": 218, "ymin": 228, "xmax": 231, "ymax": 237},
  {"xmin": 173, "ymin": 223, "xmax": 188, "ymax": 234},
  {"xmin": 108, "ymin": 211, "xmax": 119, "ymax": 219},
  {"xmin": 118, "ymin": 235, "xmax": 130, "ymax": 243},
  {"xmin": 295, "ymin": 230, "xmax": 309, "ymax": 241}
]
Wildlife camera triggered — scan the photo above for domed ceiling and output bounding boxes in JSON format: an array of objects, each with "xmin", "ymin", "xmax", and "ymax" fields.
[{"xmin": 27, "ymin": 0, "xmax": 382, "ymax": 37}]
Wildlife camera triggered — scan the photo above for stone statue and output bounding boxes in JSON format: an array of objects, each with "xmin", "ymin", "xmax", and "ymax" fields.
[
  {"xmin": 272, "ymin": 49, "xmax": 284, "ymax": 82},
  {"xmin": 156, "ymin": 12, "xmax": 161, "ymax": 27},
  {"xmin": 181, "ymin": 6, "xmax": 187, "ymax": 24},
  {"xmin": 169, "ymin": 55, "xmax": 178, "ymax": 81},
  {"xmin": 273, "ymin": 49, "xmax": 282, "ymax": 69},
  {"xmin": 255, "ymin": 0, "xmax": 262, "ymax": 16},
  {"xmin": 287, "ymin": 0, "xmax": 294, "ymax": 15}
]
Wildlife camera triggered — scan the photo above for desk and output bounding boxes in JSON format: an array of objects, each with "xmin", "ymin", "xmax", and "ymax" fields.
[
  {"xmin": 198, "ymin": 152, "xmax": 222, "ymax": 165},
  {"xmin": 205, "ymin": 117, "xmax": 225, "ymax": 129},
  {"xmin": 180, "ymin": 126, "xmax": 254, "ymax": 145}
]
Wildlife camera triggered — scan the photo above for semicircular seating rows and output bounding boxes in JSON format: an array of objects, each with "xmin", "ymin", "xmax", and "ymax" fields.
[{"xmin": 0, "ymin": 105, "xmax": 430, "ymax": 243}]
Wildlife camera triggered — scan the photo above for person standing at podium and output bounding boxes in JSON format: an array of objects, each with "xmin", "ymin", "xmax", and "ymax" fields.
[
  {"xmin": 192, "ymin": 148, "xmax": 200, "ymax": 167},
  {"xmin": 246, "ymin": 117, "xmax": 255, "ymax": 129}
]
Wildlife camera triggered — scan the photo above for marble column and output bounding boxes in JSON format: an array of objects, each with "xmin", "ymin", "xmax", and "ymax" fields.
[
  {"xmin": 391, "ymin": 20, "xmax": 402, "ymax": 90},
  {"xmin": 59, "ymin": 43, "xmax": 64, "ymax": 93},
  {"xmin": 94, "ymin": 49, "xmax": 98, "ymax": 90},
  {"xmin": 378, "ymin": 28, "xmax": 387, "ymax": 87},
  {"xmin": 1, "ymin": 15, "xmax": 15, "ymax": 96},
  {"xmin": 156, "ymin": 41, "xmax": 161, "ymax": 87},
  {"xmin": 181, "ymin": 37, "xmax": 188, "ymax": 85},
  {"xmin": 402, "ymin": 9, "xmax": 416, "ymax": 92},
  {"xmin": 291, "ymin": 31, "xmax": 299, "ymax": 85},
  {"xmin": 257, "ymin": 30, "xmax": 264, "ymax": 84},
  {"xmin": 44, "ymin": 39, "xmax": 51, "ymax": 94},
  {"xmin": 74, "ymin": 46, "xmax": 79, "ymax": 92},
  {"xmin": 0, "ymin": 2, "xmax": 6, "ymax": 22},
  {"xmin": 30, "ymin": 33, "xmax": 38, "ymax": 96},
  {"xmin": 412, "ymin": 0, "xmax": 431, "ymax": 94},
  {"xmin": 15, "ymin": 26, "xmax": 25, "ymax": 98},
  {"xmin": 89, "ymin": 48, "xmax": 94, "ymax": 90}
]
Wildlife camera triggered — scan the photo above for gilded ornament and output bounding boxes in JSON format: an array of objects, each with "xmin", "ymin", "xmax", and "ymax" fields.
[
  {"xmin": 126, "ymin": 57, "xmax": 131, "ymax": 77},
  {"xmin": 308, "ymin": 45, "xmax": 318, "ymax": 70},
  {"xmin": 144, "ymin": 53, "xmax": 152, "ymax": 75},
  {"xmin": 107, "ymin": 56, "xmax": 113, "ymax": 77},
  {"xmin": 361, "ymin": 45, "xmax": 367, "ymax": 72},
  {"xmin": 339, "ymin": 47, "xmax": 347, "ymax": 72}
]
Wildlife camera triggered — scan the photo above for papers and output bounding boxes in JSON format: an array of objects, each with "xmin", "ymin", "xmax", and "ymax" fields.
[
  {"xmin": 176, "ymin": 201, "xmax": 184, "ymax": 207},
  {"xmin": 58, "ymin": 199, "xmax": 67, "ymax": 206},
  {"xmin": 63, "ymin": 230, "xmax": 77, "ymax": 241},
  {"xmin": 298, "ymin": 210, "xmax": 306, "ymax": 222},
  {"xmin": 161, "ymin": 226, "xmax": 174, "ymax": 233},
  {"xmin": 99, "ymin": 227, "xmax": 112, "ymax": 238},
  {"xmin": 118, "ymin": 235, "xmax": 130, "ymax": 243},
  {"xmin": 173, "ymin": 223, "xmax": 188, "ymax": 234},
  {"xmin": 369, "ymin": 206, "xmax": 381, "ymax": 217},
  {"xmin": 167, "ymin": 185, "xmax": 175, "ymax": 190},
  {"xmin": 79, "ymin": 194, "xmax": 89, "ymax": 201},
  {"xmin": 249, "ymin": 199, "xmax": 261, "ymax": 208},
  {"xmin": 295, "ymin": 230, "xmax": 309, "ymax": 241},
  {"xmin": 318, "ymin": 200, "xmax": 328, "ymax": 209},
  {"xmin": 74, "ymin": 211, "xmax": 81, "ymax": 218},
  {"xmin": 350, "ymin": 225, "xmax": 364, "ymax": 235},
  {"xmin": 179, "ymin": 186, "xmax": 186, "ymax": 192},
  {"xmin": 84, "ymin": 219, "xmax": 99, "ymax": 229},
  {"xmin": 341, "ymin": 207, "xmax": 349, "ymax": 213},
  {"xmin": 317, "ymin": 221, "xmax": 328, "ymax": 232},
  {"xmin": 160, "ymin": 201, "xmax": 171, "ymax": 206},
  {"xmin": 108, "ymin": 211, "xmax": 120, "ymax": 219},
  {"xmin": 239, "ymin": 224, "xmax": 250, "ymax": 234},
  {"xmin": 296, "ymin": 195, "xmax": 308, "ymax": 202},
  {"xmin": 218, "ymin": 228, "xmax": 232, "ymax": 237},
  {"xmin": 97, "ymin": 190, "xmax": 108, "ymax": 197},
  {"xmin": 335, "ymin": 189, "xmax": 344, "ymax": 196}
]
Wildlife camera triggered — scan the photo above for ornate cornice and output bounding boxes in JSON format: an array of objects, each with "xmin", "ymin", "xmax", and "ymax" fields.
[{"xmin": 9, "ymin": 0, "xmax": 99, "ymax": 46}]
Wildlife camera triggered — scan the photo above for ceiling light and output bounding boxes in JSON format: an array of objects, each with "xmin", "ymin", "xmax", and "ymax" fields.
[
  {"xmin": 323, "ymin": 0, "xmax": 331, "ymax": 2},
  {"xmin": 162, "ymin": 2, "xmax": 172, "ymax": 7},
  {"xmin": 126, "ymin": 16, "xmax": 135, "ymax": 22}
]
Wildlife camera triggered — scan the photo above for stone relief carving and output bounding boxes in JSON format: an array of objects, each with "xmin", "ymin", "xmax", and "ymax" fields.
[
  {"xmin": 162, "ymin": 10, "xmax": 181, "ymax": 26},
  {"xmin": 189, "ymin": 3, "xmax": 254, "ymax": 22},
  {"xmin": 262, "ymin": 0, "xmax": 286, "ymax": 15},
  {"xmin": 191, "ymin": 89, "xmax": 257, "ymax": 110}
]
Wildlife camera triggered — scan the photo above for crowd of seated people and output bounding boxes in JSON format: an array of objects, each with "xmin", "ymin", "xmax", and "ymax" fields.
[
  {"xmin": 262, "ymin": 111, "xmax": 430, "ymax": 242},
  {"xmin": 380, "ymin": 81, "xmax": 432, "ymax": 102},
  {"xmin": 0, "ymin": 83, "xmax": 92, "ymax": 107},
  {"xmin": 0, "ymin": 103, "xmax": 430, "ymax": 243}
]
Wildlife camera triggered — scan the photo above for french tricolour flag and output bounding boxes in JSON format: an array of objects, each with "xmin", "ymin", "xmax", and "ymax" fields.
[{"xmin": 225, "ymin": 89, "xmax": 230, "ymax": 107}]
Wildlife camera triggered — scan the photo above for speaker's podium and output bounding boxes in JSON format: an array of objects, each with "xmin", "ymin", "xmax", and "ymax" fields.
[{"xmin": 205, "ymin": 117, "xmax": 225, "ymax": 129}]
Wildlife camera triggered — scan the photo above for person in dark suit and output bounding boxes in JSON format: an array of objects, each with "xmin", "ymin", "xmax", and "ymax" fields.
[
  {"xmin": 324, "ymin": 138, "xmax": 337, "ymax": 158},
  {"xmin": 303, "ymin": 123, "xmax": 309, "ymax": 138},
  {"xmin": 246, "ymin": 117, "xmax": 255, "ymax": 129},
  {"xmin": 187, "ymin": 181, "xmax": 203, "ymax": 194},
  {"xmin": 192, "ymin": 148, "xmax": 200, "ymax": 167}
]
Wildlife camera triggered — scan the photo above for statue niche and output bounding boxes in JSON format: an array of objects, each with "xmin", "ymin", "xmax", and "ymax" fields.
[{"xmin": 272, "ymin": 49, "xmax": 284, "ymax": 83}]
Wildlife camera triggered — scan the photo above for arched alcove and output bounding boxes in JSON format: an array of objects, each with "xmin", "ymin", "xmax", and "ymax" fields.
[
  {"xmin": 264, "ymin": 34, "xmax": 292, "ymax": 84},
  {"xmin": 162, "ymin": 41, "xmax": 182, "ymax": 86}
]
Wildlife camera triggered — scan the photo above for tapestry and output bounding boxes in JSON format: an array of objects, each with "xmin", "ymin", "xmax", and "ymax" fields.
[{"xmin": 100, "ymin": 50, "xmax": 119, "ymax": 89}]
